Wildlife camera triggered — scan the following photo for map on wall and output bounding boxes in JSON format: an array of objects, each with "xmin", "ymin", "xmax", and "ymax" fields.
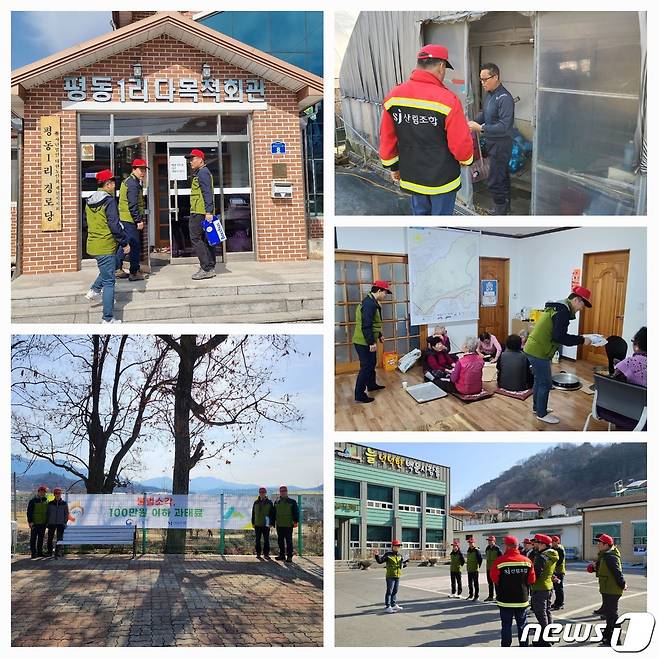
[{"xmin": 407, "ymin": 227, "xmax": 480, "ymax": 326}]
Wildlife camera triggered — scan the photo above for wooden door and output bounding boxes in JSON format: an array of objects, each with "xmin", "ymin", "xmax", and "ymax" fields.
[
  {"xmin": 153, "ymin": 155, "xmax": 170, "ymax": 251},
  {"xmin": 478, "ymin": 257, "xmax": 509, "ymax": 345},
  {"xmin": 579, "ymin": 250, "xmax": 629, "ymax": 365}
]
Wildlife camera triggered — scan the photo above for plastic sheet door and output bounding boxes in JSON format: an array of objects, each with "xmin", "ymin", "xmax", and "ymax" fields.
[
  {"xmin": 422, "ymin": 19, "xmax": 473, "ymax": 208},
  {"xmin": 533, "ymin": 11, "xmax": 643, "ymax": 215}
]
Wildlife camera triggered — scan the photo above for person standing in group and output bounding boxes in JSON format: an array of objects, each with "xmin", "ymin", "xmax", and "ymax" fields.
[
  {"xmin": 529, "ymin": 533, "xmax": 559, "ymax": 646},
  {"xmin": 26, "ymin": 485, "xmax": 49, "ymax": 559},
  {"xmin": 251, "ymin": 487, "xmax": 275, "ymax": 559},
  {"xmin": 524, "ymin": 286, "xmax": 594, "ymax": 424},
  {"xmin": 587, "ymin": 534, "xmax": 627, "ymax": 647},
  {"xmin": 490, "ymin": 535, "xmax": 536, "ymax": 647},
  {"xmin": 273, "ymin": 485, "xmax": 299, "ymax": 563},
  {"xmin": 117, "ymin": 159, "xmax": 148, "ymax": 281},
  {"xmin": 379, "ymin": 45, "xmax": 473, "ymax": 216},
  {"xmin": 373, "ymin": 539, "xmax": 408, "ymax": 613},
  {"xmin": 484, "ymin": 535, "xmax": 502, "ymax": 601},
  {"xmin": 83, "ymin": 169, "xmax": 129, "ymax": 324},
  {"xmin": 465, "ymin": 537, "xmax": 483, "ymax": 601},
  {"xmin": 551, "ymin": 535, "xmax": 567, "ymax": 611},
  {"xmin": 46, "ymin": 487, "xmax": 69, "ymax": 558},
  {"xmin": 352, "ymin": 281, "xmax": 392, "ymax": 403},
  {"xmin": 468, "ymin": 63, "xmax": 515, "ymax": 215},
  {"xmin": 449, "ymin": 540, "xmax": 465, "ymax": 598},
  {"xmin": 186, "ymin": 148, "xmax": 217, "ymax": 280}
]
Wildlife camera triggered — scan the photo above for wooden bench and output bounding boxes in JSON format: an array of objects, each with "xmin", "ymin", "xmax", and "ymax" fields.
[{"xmin": 55, "ymin": 525, "xmax": 137, "ymax": 559}]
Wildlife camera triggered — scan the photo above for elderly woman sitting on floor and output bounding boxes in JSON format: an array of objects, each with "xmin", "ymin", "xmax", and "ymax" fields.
[{"xmin": 435, "ymin": 336, "xmax": 485, "ymax": 396}]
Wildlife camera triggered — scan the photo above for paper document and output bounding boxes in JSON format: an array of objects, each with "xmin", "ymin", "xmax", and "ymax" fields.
[{"xmin": 583, "ymin": 334, "xmax": 607, "ymax": 347}]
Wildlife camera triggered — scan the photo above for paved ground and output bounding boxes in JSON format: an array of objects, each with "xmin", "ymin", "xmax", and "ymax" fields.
[
  {"xmin": 12, "ymin": 554, "xmax": 323, "ymax": 647},
  {"xmin": 336, "ymin": 562, "xmax": 647, "ymax": 647}
]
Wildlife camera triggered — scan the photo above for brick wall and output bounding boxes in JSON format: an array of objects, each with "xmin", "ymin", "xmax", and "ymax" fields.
[
  {"xmin": 19, "ymin": 35, "xmax": 308, "ymax": 274},
  {"xmin": 308, "ymin": 217, "xmax": 323, "ymax": 239}
]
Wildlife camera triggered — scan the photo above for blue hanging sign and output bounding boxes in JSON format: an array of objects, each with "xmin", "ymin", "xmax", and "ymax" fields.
[{"xmin": 271, "ymin": 141, "xmax": 286, "ymax": 155}]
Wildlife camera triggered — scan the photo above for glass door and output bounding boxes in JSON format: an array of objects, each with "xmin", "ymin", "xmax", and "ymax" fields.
[
  {"xmin": 166, "ymin": 142, "xmax": 222, "ymax": 262},
  {"xmin": 114, "ymin": 136, "xmax": 149, "ymax": 269}
]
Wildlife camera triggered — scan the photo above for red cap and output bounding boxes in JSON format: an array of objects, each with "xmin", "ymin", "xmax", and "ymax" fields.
[
  {"xmin": 417, "ymin": 44, "xmax": 454, "ymax": 69},
  {"xmin": 571, "ymin": 285, "xmax": 593, "ymax": 308},
  {"xmin": 372, "ymin": 280, "xmax": 393, "ymax": 294},
  {"xmin": 487, "ymin": 535, "xmax": 496, "ymax": 541},
  {"xmin": 391, "ymin": 539, "xmax": 402, "ymax": 546},
  {"xmin": 467, "ymin": 537, "xmax": 475, "ymax": 543},
  {"xmin": 131, "ymin": 159, "xmax": 149, "ymax": 169},
  {"xmin": 551, "ymin": 536, "xmax": 560, "ymax": 543},
  {"xmin": 504, "ymin": 535, "xmax": 519, "ymax": 546},
  {"xmin": 523, "ymin": 538, "xmax": 533, "ymax": 544},
  {"xmin": 185, "ymin": 148, "xmax": 205, "ymax": 160},
  {"xmin": 451, "ymin": 540, "xmax": 460, "ymax": 546},
  {"xmin": 37, "ymin": 485, "xmax": 47, "ymax": 492},
  {"xmin": 597, "ymin": 534, "xmax": 614, "ymax": 546},
  {"xmin": 95, "ymin": 169, "xmax": 115, "ymax": 184},
  {"xmin": 533, "ymin": 533, "xmax": 552, "ymax": 545},
  {"xmin": 53, "ymin": 487, "xmax": 63, "ymax": 494}
]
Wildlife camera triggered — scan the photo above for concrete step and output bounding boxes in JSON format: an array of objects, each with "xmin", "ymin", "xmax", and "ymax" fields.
[
  {"xmin": 133, "ymin": 310, "xmax": 323, "ymax": 324},
  {"xmin": 11, "ymin": 279, "xmax": 324, "ymax": 309},
  {"xmin": 12, "ymin": 290, "xmax": 324, "ymax": 324}
]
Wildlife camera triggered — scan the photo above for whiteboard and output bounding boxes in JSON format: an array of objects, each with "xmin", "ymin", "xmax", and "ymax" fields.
[{"xmin": 407, "ymin": 227, "xmax": 480, "ymax": 326}]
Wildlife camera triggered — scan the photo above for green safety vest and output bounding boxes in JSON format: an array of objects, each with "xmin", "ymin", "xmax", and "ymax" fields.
[
  {"xmin": 29, "ymin": 497, "xmax": 49, "ymax": 525},
  {"xmin": 274, "ymin": 498, "xmax": 295, "ymax": 528},
  {"xmin": 524, "ymin": 300, "xmax": 575, "ymax": 360},
  {"xmin": 597, "ymin": 549, "xmax": 624, "ymax": 596},
  {"xmin": 554, "ymin": 544, "xmax": 566, "ymax": 575},
  {"xmin": 118, "ymin": 174, "xmax": 144, "ymax": 223},
  {"xmin": 450, "ymin": 551, "xmax": 464, "ymax": 573},
  {"xmin": 352, "ymin": 294, "xmax": 383, "ymax": 346},
  {"xmin": 190, "ymin": 166, "xmax": 214, "ymax": 214},
  {"xmin": 86, "ymin": 192, "xmax": 117, "ymax": 256},
  {"xmin": 384, "ymin": 552, "xmax": 404, "ymax": 579},
  {"xmin": 252, "ymin": 499, "xmax": 273, "ymax": 527},
  {"xmin": 466, "ymin": 547, "xmax": 481, "ymax": 572},
  {"xmin": 531, "ymin": 548, "xmax": 559, "ymax": 591}
]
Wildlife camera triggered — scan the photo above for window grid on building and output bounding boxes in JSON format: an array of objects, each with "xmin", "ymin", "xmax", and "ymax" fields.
[
  {"xmin": 367, "ymin": 500, "xmax": 393, "ymax": 510},
  {"xmin": 398, "ymin": 504, "xmax": 422, "ymax": 513},
  {"xmin": 426, "ymin": 507, "xmax": 446, "ymax": 516},
  {"xmin": 591, "ymin": 523, "xmax": 621, "ymax": 546}
]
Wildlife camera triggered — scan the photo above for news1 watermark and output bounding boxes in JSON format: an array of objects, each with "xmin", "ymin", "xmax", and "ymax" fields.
[{"xmin": 521, "ymin": 613, "xmax": 655, "ymax": 651}]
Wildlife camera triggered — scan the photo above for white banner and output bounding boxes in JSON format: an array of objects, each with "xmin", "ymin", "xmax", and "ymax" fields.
[{"xmin": 65, "ymin": 493, "xmax": 258, "ymax": 530}]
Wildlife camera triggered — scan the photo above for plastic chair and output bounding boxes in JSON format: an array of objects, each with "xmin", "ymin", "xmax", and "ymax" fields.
[
  {"xmin": 583, "ymin": 373, "xmax": 647, "ymax": 431},
  {"xmin": 605, "ymin": 336, "xmax": 628, "ymax": 375}
]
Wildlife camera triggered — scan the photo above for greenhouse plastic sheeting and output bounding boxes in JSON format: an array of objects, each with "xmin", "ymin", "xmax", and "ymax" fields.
[{"xmin": 533, "ymin": 11, "xmax": 645, "ymax": 214}]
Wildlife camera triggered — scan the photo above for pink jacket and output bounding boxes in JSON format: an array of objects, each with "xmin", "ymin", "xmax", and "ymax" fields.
[
  {"xmin": 451, "ymin": 352, "xmax": 484, "ymax": 395},
  {"xmin": 478, "ymin": 335, "xmax": 502, "ymax": 361}
]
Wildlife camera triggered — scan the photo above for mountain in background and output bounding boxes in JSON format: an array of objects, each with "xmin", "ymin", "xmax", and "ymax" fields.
[
  {"xmin": 458, "ymin": 443, "xmax": 647, "ymax": 511},
  {"xmin": 12, "ymin": 455, "xmax": 322, "ymax": 494}
]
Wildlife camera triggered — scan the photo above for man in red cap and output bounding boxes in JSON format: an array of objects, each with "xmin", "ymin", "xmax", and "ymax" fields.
[
  {"xmin": 529, "ymin": 533, "xmax": 559, "ymax": 645},
  {"xmin": 468, "ymin": 62, "xmax": 515, "ymax": 215},
  {"xmin": 465, "ymin": 536, "xmax": 483, "ymax": 601},
  {"xmin": 484, "ymin": 535, "xmax": 502, "ymax": 601},
  {"xmin": 379, "ymin": 44, "xmax": 473, "ymax": 216},
  {"xmin": 117, "ymin": 159, "xmax": 149, "ymax": 281},
  {"xmin": 373, "ymin": 539, "xmax": 408, "ymax": 612},
  {"xmin": 46, "ymin": 487, "xmax": 69, "ymax": 558},
  {"xmin": 27, "ymin": 485, "xmax": 49, "ymax": 559},
  {"xmin": 490, "ymin": 535, "xmax": 536, "ymax": 646},
  {"xmin": 185, "ymin": 149, "xmax": 217, "ymax": 279},
  {"xmin": 524, "ymin": 286, "xmax": 594, "ymax": 424},
  {"xmin": 550, "ymin": 535, "xmax": 566, "ymax": 610},
  {"xmin": 83, "ymin": 169, "xmax": 129, "ymax": 323},
  {"xmin": 448, "ymin": 540, "xmax": 465, "ymax": 598},
  {"xmin": 587, "ymin": 534, "xmax": 627, "ymax": 646},
  {"xmin": 352, "ymin": 281, "xmax": 392, "ymax": 403}
]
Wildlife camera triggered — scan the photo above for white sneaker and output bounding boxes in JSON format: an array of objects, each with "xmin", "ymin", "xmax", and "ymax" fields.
[
  {"xmin": 448, "ymin": 593, "xmax": 455, "ymax": 598},
  {"xmin": 85, "ymin": 289, "xmax": 101, "ymax": 303},
  {"xmin": 385, "ymin": 607, "xmax": 396, "ymax": 614},
  {"xmin": 536, "ymin": 413, "xmax": 560, "ymax": 424},
  {"xmin": 455, "ymin": 594, "xmax": 463, "ymax": 599},
  {"xmin": 101, "ymin": 318, "xmax": 122, "ymax": 324},
  {"xmin": 533, "ymin": 408, "xmax": 554, "ymax": 415},
  {"xmin": 393, "ymin": 604, "xmax": 403, "ymax": 611}
]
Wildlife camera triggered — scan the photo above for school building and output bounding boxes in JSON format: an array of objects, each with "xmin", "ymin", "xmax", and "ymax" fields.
[
  {"xmin": 10, "ymin": 11, "xmax": 323, "ymax": 275},
  {"xmin": 579, "ymin": 493, "xmax": 647, "ymax": 566},
  {"xmin": 334, "ymin": 442, "xmax": 451, "ymax": 560}
]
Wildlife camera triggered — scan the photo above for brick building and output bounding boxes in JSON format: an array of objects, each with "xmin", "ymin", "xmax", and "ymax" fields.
[{"xmin": 11, "ymin": 11, "xmax": 323, "ymax": 275}]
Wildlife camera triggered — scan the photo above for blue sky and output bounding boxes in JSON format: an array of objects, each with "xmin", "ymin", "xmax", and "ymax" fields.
[
  {"xmin": 368, "ymin": 442, "xmax": 563, "ymax": 502},
  {"xmin": 12, "ymin": 11, "xmax": 112, "ymax": 69}
]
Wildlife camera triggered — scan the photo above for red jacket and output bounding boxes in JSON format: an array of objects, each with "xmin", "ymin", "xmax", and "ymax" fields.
[
  {"xmin": 450, "ymin": 352, "xmax": 484, "ymax": 395},
  {"xmin": 490, "ymin": 547, "xmax": 536, "ymax": 608},
  {"xmin": 380, "ymin": 69, "xmax": 474, "ymax": 196}
]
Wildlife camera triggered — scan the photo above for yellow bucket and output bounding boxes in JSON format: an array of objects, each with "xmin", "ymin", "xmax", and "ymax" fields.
[{"xmin": 383, "ymin": 352, "xmax": 398, "ymax": 371}]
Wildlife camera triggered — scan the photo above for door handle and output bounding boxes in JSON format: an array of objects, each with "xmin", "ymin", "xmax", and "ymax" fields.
[{"xmin": 616, "ymin": 315, "xmax": 624, "ymax": 319}]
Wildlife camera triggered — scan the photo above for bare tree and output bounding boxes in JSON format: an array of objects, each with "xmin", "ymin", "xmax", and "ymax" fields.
[
  {"xmin": 12, "ymin": 335, "xmax": 172, "ymax": 492},
  {"xmin": 154, "ymin": 335, "xmax": 304, "ymax": 553}
]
